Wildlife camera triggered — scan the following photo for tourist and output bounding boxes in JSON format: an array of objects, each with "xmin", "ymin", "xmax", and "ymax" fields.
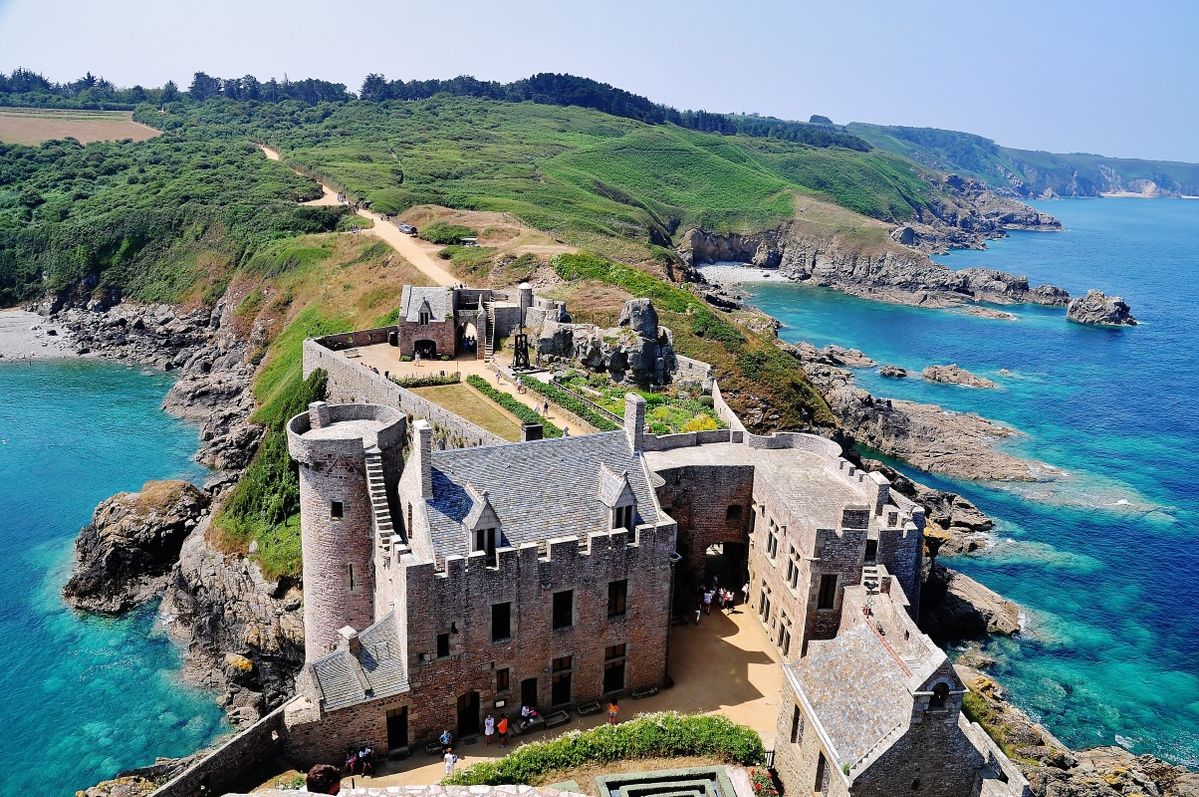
[
  {"xmin": 439, "ymin": 728, "xmax": 453, "ymax": 752},
  {"xmin": 358, "ymin": 744, "xmax": 373, "ymax": 776},
  {"xmin": 306, "ymin": 763, "xmax": 342, "ymax": 794},
  {"xmin": 497, "ymin": 714, "xmax": 510, "ymax": 747},
  {"xmin": 607, "ymin": 698, "xmax": 619, "ymax": 725},
  {"xmin": 703, "ymin": 589, "xmax": 714, "ymax": 615},
  {"xmin": 484, "ymin": 712, "xmax": 496, "ymax": 745},
  {"xmin": 342, "ymin": 747, "xmax": 357, "ymax": 776},
  {"xmin": 444, "ymin": 748, "xmax": 460, "ymax": 776},
  {"xmin": 563, "ymin": 426, "xmax": 570, "ymax": 437},
  {"xmin": 543, "ymin": 400, "xmax": 550, "ymax": 415},
  {"xmin": 741, "ymin": 582, "xmax": 750, "ymax": 605}
]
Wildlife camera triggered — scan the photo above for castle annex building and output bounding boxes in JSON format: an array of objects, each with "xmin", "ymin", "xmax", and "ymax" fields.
[{"xmin": 273, "ymin": 284, "xmax": 1028, "ymax": 797}]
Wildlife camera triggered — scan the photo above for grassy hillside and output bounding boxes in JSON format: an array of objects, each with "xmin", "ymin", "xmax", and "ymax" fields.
[
  {"xmin": 148, "ymin": 97, "xmax": 943, "ymax": 248},
  {"xmin": 848, "ymin": 122, "xmax": 1199, "ymax": 197}
]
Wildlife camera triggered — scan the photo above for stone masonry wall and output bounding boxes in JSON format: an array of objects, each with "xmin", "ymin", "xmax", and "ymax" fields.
[
  {"xmin": 285, "ymin": 691, "xmax": 411, "ymax": 767},
  {"xmin": 774, "ymin": 674, "xmax": 851, "ymax": 797},
  {"xmin": 151, "ymin": 704, "xmax": 286, "ymax": 797},
  {"xmin": 653, "ymin": 464, "xmax": 755, "ymax": 584},
  {"xmin": 305, "ymin": 338, "xmax": 503, "ymax": 449},
  {"xmin": 398, "ymin": 524, "xmax": 677, "ymax": 743},
  {"xmin": 398, "ymin": 319, "xmax": 457, "ymax": 358}
]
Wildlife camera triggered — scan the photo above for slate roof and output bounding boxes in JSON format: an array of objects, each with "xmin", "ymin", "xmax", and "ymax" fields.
[
  {"xmin": 400, "ymin": 286, "xmax": 450, "ymax": 323},
  {"xmin": 311, "ymin": 611, "xmax": 409, "ymax": 712},
  {"xmin": 426, "ymin": 431, "xmax": 662, "ymax": 558},
  {"xmin": 597, "ymin": 463, "xmax": 634, "ymax": 507},
  {"xmin": 789, "ymin": 622, "xmax": 914, "ymax": 766}
]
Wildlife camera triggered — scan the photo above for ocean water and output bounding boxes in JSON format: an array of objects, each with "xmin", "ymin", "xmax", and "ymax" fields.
[
  {"xmin": 742, "ymin": 198, "xmax": 1199, "ymax": 766},
  {"xmin": 0, "ymin": 360, "xmax": 226, "ymax": 794}
]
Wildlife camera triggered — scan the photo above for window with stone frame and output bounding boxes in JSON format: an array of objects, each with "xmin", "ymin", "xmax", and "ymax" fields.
[
  {"xmin": 817, "ymin": 574, "xmax": 838, "ymax": 610},
  {"xmin": 419, "ymin": 309, "xmax": 431, "ymax": 325},
  {"xmin": 785, "ymin": 546, "xmax": 801, "ymax": 591},
  {"xmin": 726, "ymin": 504, "xmax": 743, "ymax": 524},
  {"xmin": 495, "ymin": 667, "xmax": 510, "ymax": 693},
  {"xmin": 603, "ymin": 643, "xmax": 626, "ymax": 693},
  {"xmin": 436, "ymin": 632, "xmax": 450, "ymax": 658},
  {"xmin": 551, "ymin": 655, "xmax": 573, "ymax": 705},
  {"xmin": 491, "ymin": 602, "xmax": 512, "ymax": 642},
  {"xmin": 613, "ymin": 504, "xmax": 634, "ymax": 531},
  {"xmin": 789, "ymin": 704, "xmax": 804, "ymax": 744},
  {"xmin": 330, "ymin": 500, "xmax": 343, "ymax": 519},
  {"xmin": 815, "ymin": 751, "xmax": 829, "ymax": 794},
  {"xmin": 552, "ymin": 589, "xmax": 574, "ymax": 630},
  {"xmin": 608, "ymin": 579, "xmax": 628, "ymax": 618},
  {"xmin": 779, "ymin": 613, "xmax": 793, "ymax": 656}
]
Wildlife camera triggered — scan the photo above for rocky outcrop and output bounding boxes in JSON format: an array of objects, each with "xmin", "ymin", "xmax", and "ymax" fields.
[
  {"xmin": 682, "ymin": 225, "xmax": 1072, "ymax": 309},
  {"xmin": 160, "ymin": 522, "xmax": 305, "ymax": 727},
  {"xmin": 921, "ymin": 563, "xmax": 1021, "ymax": 639},
  {"xmin": 957, "ymin": 668, "xmax": 1199, "ymax": 797},
  {"xmin": 858, "ymin": 458, "xmax": 995, "ymax": 554},
  {"xmin": 923, "ymin": 364, "xmax": 998, "ymax": 389},
  {"xmin": 78, "ymin": 751, "xmax": 207, "ymax": 797},
  {"xmin": 1067, "ymin": 290, "xmax": 1138, "ymax": 326},
  {"xmin": 787, "ymin": 342, "xmax": 1061, "ymax": 482},
  {"xmin": 539, "ymin": 298, "xmax": 677, "ymax": 385},
  {"xmin": 63, "ymin": 481, "xmax": 210, "ymax": 614},
  {"xmin": 879, "ymin": 364, "xmax": 908, "ymax": 378}
]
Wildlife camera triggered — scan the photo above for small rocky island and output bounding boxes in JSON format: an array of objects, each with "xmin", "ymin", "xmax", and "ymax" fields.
[
  {"xmin": 1066, "ymin": 290, "xmax": 1138, "ymax": 326},
  {"xmin": 923, "ymin": 363, "xmax": 999, "ymax": 389}
]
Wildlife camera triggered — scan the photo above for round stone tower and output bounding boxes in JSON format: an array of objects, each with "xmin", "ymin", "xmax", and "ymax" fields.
[{"xmin": 286, "ymin": 401, "xmax": 406, "ymax": 661}]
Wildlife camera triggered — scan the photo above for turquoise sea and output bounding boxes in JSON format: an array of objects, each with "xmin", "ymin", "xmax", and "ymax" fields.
[
  {"xmin": 744, "ymin": 197, "xmax": 1199, "ymax": 766},
  {"xmin": 0, "ymin": 361, "xmax": 226, "ymax": 794}
]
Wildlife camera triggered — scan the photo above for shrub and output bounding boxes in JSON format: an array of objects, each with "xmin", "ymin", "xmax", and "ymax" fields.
[
  {"xmin": 681, "ymin": 413, "xmax": 719, "ymax": 433},
  {"xmin": 466, "ymin": 375, "xmax": 563, "ymax": 438},
  {"xmin": 443, "ymin": 712, "xmax": 764, "ymax": 785},
  {"xmin": 421, "ymin": 221, "xmax": 474, "ymax": 245},
  {"xmin": 750, "ymin": 768, "xmax": 779, "ymax": 797},
  {"xmin": 522, "ymin": 378, "xmax": 621, "ymax": 432},
  {"xmin": 393, "ymin": 373, "xmax": 460, "ymax": 389}
]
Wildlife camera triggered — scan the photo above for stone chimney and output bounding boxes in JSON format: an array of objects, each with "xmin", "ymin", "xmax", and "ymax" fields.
[
  {"xmin": 868, "ymin": 471, "xmax": 891, "ymax": 516},
  {"xmin": 521, "ymin": 422, "xmax": 544, "ymax": 442},
  {"xmin": 414, "ymin": 420, "xmax": 434, "ymax": 498},
  {"xmin": 624, "ymin": 393, "xmax": 646, "ymax": 452},
  {"xmin": 308, "ymin": 401, "xmax": 331, "ymax": 429},
  {"xmin": 337, "ymin": 625, "xmax": 361, "ymax": 655}
]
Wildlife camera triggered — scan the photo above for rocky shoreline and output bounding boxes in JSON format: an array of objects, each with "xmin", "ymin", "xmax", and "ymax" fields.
[{"xmin": 37, "ymin": 295, "xmax": 306, "ymax": 730}]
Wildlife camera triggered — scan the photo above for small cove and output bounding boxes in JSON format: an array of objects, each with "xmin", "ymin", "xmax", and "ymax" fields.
[
  {"xmin": 0, "ymin": 360, "xmax": 226, "ymax": 794},
  {"xmin": 732, "ymin": 198, "xmax": 1199, "ymax": 766}
]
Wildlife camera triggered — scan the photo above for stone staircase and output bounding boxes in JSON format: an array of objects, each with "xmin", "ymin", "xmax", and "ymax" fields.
[
  {"xmin": 482, "ymin": 300, "xmax": 496, "ymax": 361},
  {"xmin": 364, "ymin": 448, "xmax": 405, "ymax": 556},
  {"xmin": 862, "ymin": 563, "xmax": 881, "ymax": 594}
]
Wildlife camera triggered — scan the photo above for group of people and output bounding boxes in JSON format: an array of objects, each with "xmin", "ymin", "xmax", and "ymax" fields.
[
  {"xmin": 463, "ymin": 335, "xmax": 478, "ymax": 353},
  {"xmin": 342, "ymin": 744, "xmax": 374, "ymax": 777},
  {"xmin": 694, "ymin": 578, "xmax": 749, "ymax": 624}
]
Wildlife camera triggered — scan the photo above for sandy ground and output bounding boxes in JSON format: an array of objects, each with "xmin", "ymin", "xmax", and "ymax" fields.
[
  {"xmin": 0, "ymin": 108, "xmax": 159, "ymax": 145},
  {"xmin": 259, "ymin": 144, "xmax": 458, "ymax": 287},
  {"xmin": 354, "ymin": 343, "xmax": 598, "ymax": 434},
  {"xmin": 252, "ymin": 605, "xmax": 781, "ymax": 792},
  {"xmin": 0, "ymin": 309, "xmax": 78, "ymax": 361},
  {"xmin": 697, "ymin": 263, "xmax": 786, "ymax": 285}
]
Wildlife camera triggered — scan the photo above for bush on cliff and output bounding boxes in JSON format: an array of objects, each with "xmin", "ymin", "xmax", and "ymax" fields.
[{"xmin": 442, "ymin": 712, "xmax": 764, "ymax": 786}]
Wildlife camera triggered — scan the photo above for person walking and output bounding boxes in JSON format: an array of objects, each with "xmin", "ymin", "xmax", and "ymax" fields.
[
  {"xmin": 498, "ymin": 714, "xmax": 510, "ymax": 747},
  {"xmin": 607, "ymin": 699, "xmax": 620, "ymax": 725},
  {"xmin": 439, "ymin": 728, "xmax": 453, "ymax": 752},
  {"xmin": 342, "ymin": 747, "xmax": 358, "ymax": 776},
  {"xmin": 703, "ymin": 589, "xmax": 714, "ymax": 615},
  {"xmin": 358, "ymin": 745, "xmax": 374, "ymax": 777},
  {"xmin": 484, "ymin": 712, "xmax": 496, "ymax": 745},
  {"xmin": 444, "ymin": 748, "xmax": 460, "ymax": 776},
  {"xmin": 741, "ymin": 582, "xmax": 750, "ymax": 606}
]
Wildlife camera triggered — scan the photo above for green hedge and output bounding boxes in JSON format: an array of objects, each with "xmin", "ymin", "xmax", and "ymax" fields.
[
  {"xmin": 466, "ymin": 375, "xmax": 563, "ymax": 438},
  {"xmin": 443, "ymin": 712, "xmax": 764, "ymax": 785},
  {"xmin": 421, "ymin": 221, "xmax": 475, "ymax": 244},
  {"xmin": 393, "ymin": 373, "xmax": 461, "ymax": 389},
  {"xmin": 523, "ymin": 378, "xmax": 621, "ymax": 432}
]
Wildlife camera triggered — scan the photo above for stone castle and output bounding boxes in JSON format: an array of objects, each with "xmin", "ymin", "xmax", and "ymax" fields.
[{"xmin": 254, "ymin": 283, "xmax": 1029, "ymax": 797}]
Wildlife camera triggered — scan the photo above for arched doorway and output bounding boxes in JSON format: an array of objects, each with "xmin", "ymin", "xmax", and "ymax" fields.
[
  {"xmin": 415, "ymin": 339, "xmax": 437, "ymax": 359},
  {"xmin": 456, "ymin": 690, "xmax": 480, "ymax": 738},
  {"xmin": 458, "ymin": 321, "xmax": 478, "ymax": 357}
]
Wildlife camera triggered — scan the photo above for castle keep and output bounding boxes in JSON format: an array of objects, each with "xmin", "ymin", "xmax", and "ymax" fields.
[{"xmin": 273, "ymin": 284, "xmax": 1028, "ymax": 797}]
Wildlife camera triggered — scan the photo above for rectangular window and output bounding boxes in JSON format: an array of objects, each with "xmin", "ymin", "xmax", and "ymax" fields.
[
  {"xmin": 348, "ymin": 563, "xmax": 355, "ymax": 591},
  {"xmin": 552, "ymin": 655, "xmax": 573, "ymax": 672},
  {"xmin": 474, "ymin": 527, "xmax": 498, "ymax": 565},
  {"xmin": 330, "ymin": 500, "xmax": 344, "ymax": 519},
  {"xmin": 767, "ymin": 531, "xmax": 779, "ymax": 560},
  {"xmin": 779, "ymin": 614, "xmax": 792, "ymax": 656},
  {"xmin": 551, "ymin": 656, "xmax": 573, "ymax": 705},
  {"xmin": 604, "ymin": 644, "xmax": 626, "ymax": 693},
  {"xmin": 496, "ymin": 667, "xmax": 510, "ymax": 693},
  {"xmin": 608, "ymin": 579, "xmax": 628, "ymax": 618},
  {"xmin": 790, "ymin": 705, "xmax": 803, "ymax": 744},
  {"xmin": 815, "ymin": 751, "xmax": 829, "ymax": 794},
  {"xmin": 552, "ymin": 590, "xmax": 574, "ymax": 630},
  {"xmin": 817, "ymin": 574, "xmax": 838, "ymax": 610},
  {"xmin": 613, "ymin": 505, "xmax": 633, "ymax": 531},
  {"xmin": 436, "ymin": 632, "xmax": 450, "ymax": 658},
  {"xmin": 491, "ymin": 602, "xmax": 511, "ymax": 642},
  {"xmin": 759, "ymin": 582, "xmax": 772, "ymax": 622}
]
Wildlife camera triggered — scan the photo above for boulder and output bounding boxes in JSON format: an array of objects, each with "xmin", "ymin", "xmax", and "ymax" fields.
[
  {"xmin": 920, "ymin": 563, "xmax": 1021, "ymax": 640},
  {"xmin": 64, "ymin": 481, "xmax": 210, "ymax": 614},
  {"xmin": 879, "ymin": 364, "xmax": 908, "ymax": 378},
  {"xmin": 618, "ymin": 298, "xmax": 659, "ymax": 339},
  {"xmin": 1067, "ymin": 290, "xmax": 1138, "ymax": 326},
  {"xmin": 922, "ymin": 363, "xmax": 998, "ymax": 389}
]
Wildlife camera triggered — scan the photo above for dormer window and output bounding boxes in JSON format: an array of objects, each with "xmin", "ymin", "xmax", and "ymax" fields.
[
  {"xmin": 419, "ymin": 309, "xmax": 431, "ymax": 325},
  {"xmin": 613, "ymin": 505, "xmax": 634, "ymax": 531},
  {"xmin": 929, "ymin": 682, "xmax": 949, "ymax": 710},
  {"xmin": 417, "ymin": 298, "xmax": 433, "ymax": 325},
  {"xmin": 473, "ymin": 527, "xmax": 498, "ymax": 565},
  {"xmin": 464, "ymin": 484, "xmax": 502, "ymax": 566}
]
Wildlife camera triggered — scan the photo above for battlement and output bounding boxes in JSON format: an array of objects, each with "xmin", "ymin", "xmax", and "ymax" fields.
[{"xmin": 286, "ymin": 401, "xmax": 406, "ymax": 465}]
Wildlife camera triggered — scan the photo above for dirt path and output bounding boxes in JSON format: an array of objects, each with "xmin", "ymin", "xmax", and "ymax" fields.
[{"xmin": 258, "ymin": 144, "xmax": 458, "ymax": 287}]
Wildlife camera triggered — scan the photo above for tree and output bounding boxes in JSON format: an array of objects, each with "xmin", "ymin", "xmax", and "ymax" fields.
[
  {"xmin": 188, "ymin": 71, "xmax": 221, "ymax": 101},
  {"xmin": 161, "ymin": 80, "xmax": 180, "ymax": 103},
  {"xmin": 361, "ymin": 73, "xmax": 387, "ymax": 101},
  {"xmin": 241, "ymin": 74, "xmax": 261, "ymax": 101}
]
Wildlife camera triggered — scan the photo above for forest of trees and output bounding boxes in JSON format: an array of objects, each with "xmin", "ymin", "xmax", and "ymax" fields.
[{"xmin": 0, "ymin": 67, "xmax": 870, "ymax": 150}]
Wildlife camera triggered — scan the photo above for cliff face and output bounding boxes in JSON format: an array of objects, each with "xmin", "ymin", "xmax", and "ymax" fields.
[{"xmin": 680, "ymin": 224, "xmax": 1070, "ymax": 308}]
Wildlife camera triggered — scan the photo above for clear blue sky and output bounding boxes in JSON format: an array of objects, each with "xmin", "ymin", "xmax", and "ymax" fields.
[{"xmin": 1, "ymin": 0, "xmax": 1195, "ymax": 161}]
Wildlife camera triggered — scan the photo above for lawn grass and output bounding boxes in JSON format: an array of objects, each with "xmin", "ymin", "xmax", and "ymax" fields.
[{"xmin": 413, "ymin": 383, "xmax": 526, "ymax": 442}]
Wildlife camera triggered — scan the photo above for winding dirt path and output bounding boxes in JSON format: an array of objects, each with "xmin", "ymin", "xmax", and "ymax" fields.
[{"xmin": 259, "ymin": 144, "xmax": 457, "ymax": 287}]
